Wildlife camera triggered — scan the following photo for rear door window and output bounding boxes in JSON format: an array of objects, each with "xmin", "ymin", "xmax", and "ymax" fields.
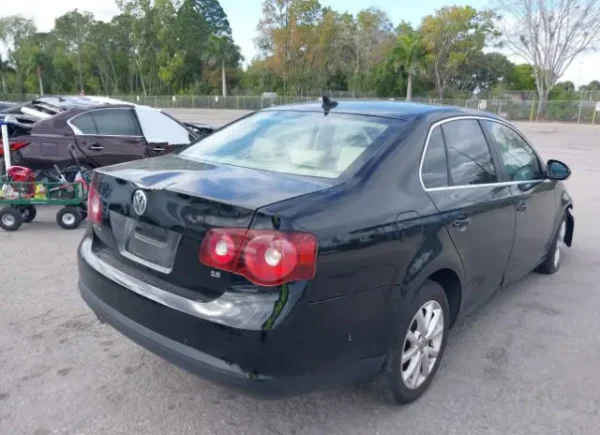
[
  {"xmin": 134, "ymin": 107, "xmax": 192, "ymax": 145},
  {"xmin": 421, "ymin": 126, "xmax": 449, "ymax": 188},
  {"xmin": 70, "ymin": 113, "xmax": 97, "ymax": 135},
  {"xmin": 442, "ymin": 120, "xmax": 497, "ymax": 186},
  {"xmin": 90, "ymin": 109, "xmax": 142, "ymax": 136}
]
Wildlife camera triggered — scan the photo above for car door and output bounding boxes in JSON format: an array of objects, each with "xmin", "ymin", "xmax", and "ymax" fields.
[
  {"xmin": 482, "ymin": 120, "xmax": 556, "ymax": 283},
  {"xmin": 133, "ymin": 106, "xmax": 195, "ymax": 157},
  {"xmin": 70, "ymin": 107, "xmax": 148, "ymax": 167},
  {"xmin": 421, "ymin": 118, "xmax": 516, "ymax": 310}
]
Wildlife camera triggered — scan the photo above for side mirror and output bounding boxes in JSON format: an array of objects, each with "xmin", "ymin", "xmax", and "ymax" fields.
[{"xmin": 546, "ymin": 159, "xmax": 571, "ymax": 181}]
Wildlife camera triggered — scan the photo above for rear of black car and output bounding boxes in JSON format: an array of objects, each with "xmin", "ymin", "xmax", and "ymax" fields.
[{"xmin": 77, "ymin": 110, "xmax": 403, "ymax": 397}]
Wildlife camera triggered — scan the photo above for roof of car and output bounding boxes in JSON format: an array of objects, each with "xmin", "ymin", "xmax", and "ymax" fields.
[
  {"xmin": 0, "ymin": 96, "xmax": 158, "ymax": 130},
  {"xmin": 263, "ymin": 100, "xmax": 491, "ymax": 120}
]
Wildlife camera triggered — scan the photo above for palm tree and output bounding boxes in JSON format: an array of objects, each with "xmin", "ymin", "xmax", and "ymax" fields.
[
  {"xmin": 28, "ymin": 51, "xmax": 49, "ymax": 95},
  {"xmin": 392, "ymin": 35, "xmax": 424, "ymax": 102},
  {"xmin": 202, "ymin": 35, "xmax": 242, "ymax": 97}
]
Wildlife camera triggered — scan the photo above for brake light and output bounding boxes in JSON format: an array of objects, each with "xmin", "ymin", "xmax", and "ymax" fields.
[
  {"xmin": 11, "ymin": 141, "xmax": 28, "ymax": 151},
  {"xmin": 0, "ymin": 141, "xmax": 28, "ymax": 156},
  {"xmin": 199, "ymin": 228, "xmax": 318, "ymax": 286},
  {"xmin": 87, "ymin": 183, "xmax": 103, "ymax": 224}
]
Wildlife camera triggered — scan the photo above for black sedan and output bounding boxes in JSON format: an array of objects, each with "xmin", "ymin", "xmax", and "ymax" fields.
[{"xmin": 77, "ymin": 100, "xmax": 573, "ymax": 404}]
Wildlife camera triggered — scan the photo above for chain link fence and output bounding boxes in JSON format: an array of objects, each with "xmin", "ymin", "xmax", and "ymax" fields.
[{"xmin": 2, "ymin": 93, "xmax": 599, "ymax": 124}]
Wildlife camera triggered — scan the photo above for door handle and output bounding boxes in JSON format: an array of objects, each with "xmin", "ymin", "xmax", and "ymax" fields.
[
  {"xmin": 516, "ymin": 200, "xmax": 527, "ymax": 213},
  {"xmin": 152, "ymin": 147, "xmax": 165, "ymax": 152},
  {"xmin": 89, "ymin": 145, "xmax": 104, "ymax": 151},
  {"xmin": 452, "ymin": 216, "xmax": 471, "ymax": 231}
]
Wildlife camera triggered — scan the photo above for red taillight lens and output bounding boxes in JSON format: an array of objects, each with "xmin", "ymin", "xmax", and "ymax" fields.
[
  {"xmin": 0, "ymin": 141, "xmax": 28, "ymax": 156},
  {"xmin": 87, "ymin": 183, "xmax": 103, "ymax": 224},
  {"xmin": 199, "ymin": 228, "xmax": 317, "ymax": 286},
  {"xmin": 11, "ymin": 141, "xmax": 28, "ymax": 151},
  {"xmin": 199, "ymin": 228, "xmax": 245, "ymax": 267}
]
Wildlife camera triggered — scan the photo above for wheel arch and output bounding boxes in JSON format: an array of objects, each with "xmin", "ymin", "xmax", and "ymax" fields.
[
  {"xmin": 426, "ymin": 268, "xmax": 462, "ymax": 328},
  {"xmin": 564, "ymin": 204, "xmax": 574, "ymax": 247}
]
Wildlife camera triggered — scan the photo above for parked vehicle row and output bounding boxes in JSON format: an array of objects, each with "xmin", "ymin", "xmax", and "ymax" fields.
[
  {"xmin": 77, "ymin": 100, "xmax": 574, "ymax": 404},
  {"xmin": 1, "ymin": 96, "xmax": 216, "ymax": 173}
]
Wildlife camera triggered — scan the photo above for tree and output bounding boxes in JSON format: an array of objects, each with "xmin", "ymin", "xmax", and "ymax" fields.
[
  {"xmin": 391, "ymin": 34, "xmax": 424, "ymax": 101},
  {"xmin": 507, "ymin": 63, "xmax": 537, "ymax": 91},
  {"xmin": 19, "ymin": 33, "xmax": 53, "ymax": 95},
  {"xmin": 116, "ymin": 0, "xmax": 159, "ymax": 95},
  {"xmin": 554, "ymin": 81, "xmax": 575, "ymax": 91},
  {"xmin": 450, "ymin": 51, "xmax": 514, "ymax": 95},
  {"xmin": 0, "ymin": 55, "xmax": 13, "ymax": 94},
  {"xmin": 54, "ymin": 10, "xmax": 94, "ymax": 93},
  {"xmin": 257, "ymin": 0, "xmax": 324, "ymax": 96},
  {"xmin": 176, "ymin": 0, "xmax": 211, "ymax": 91},
  {"xmin": 351, "ymin": 8, "xmax": 395, "ymax": 95},
  {"xmin": 420, "ymin": 6, "xmax": 499, "ymax": 98},
  {"xmin": 202, "ymin": 35, "xmax": 242, "ymax": 96},
  {"xmin": 580, "ymin": 80, "xmax": 600, "ymax": 91},
  {"xmin": 0, "ymin": 15, "xmax": 36, "ymax": 93},
  {"xmin": 314, "ymin": 8, "xmax": 354, "ymax": 92},
  {"xmin": 193, "ymin": 0, "xmax": 232, "ymax": 36},
  {"xmin": 496, "ymin": 0, "xmax": 600, "ymax": 118},
  {"xmin": 243, "ymin": 59, "xmax": 283, "ymax": 93}
]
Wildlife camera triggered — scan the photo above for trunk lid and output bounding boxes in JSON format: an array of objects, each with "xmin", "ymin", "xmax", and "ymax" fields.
[
  {"xmin": 92, "ymin": 154, "xmax": 332, "ymax": 295},
  {"xmin": 98, "ymin": 154, "xmax": 333, "ymax": 210}
]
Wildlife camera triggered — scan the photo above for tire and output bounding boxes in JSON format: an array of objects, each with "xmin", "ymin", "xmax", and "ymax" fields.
[
  {"xmin": 0, "ymin": 207, "xmax": 23, "ymax": 232},
  {"xmin": 56, "ymin": 206, "xmax": 83, "ymax": 230},
  {"xmin": 536, "ymin": 214, "xmax": 567, "ymax": 275},
  {"xmin": 374, "ymin": 280, "xmax": 450, "ymax": 405},
  {"xmin": 19, "ymin": 205, "xmax": 37, "ymax": 223}
]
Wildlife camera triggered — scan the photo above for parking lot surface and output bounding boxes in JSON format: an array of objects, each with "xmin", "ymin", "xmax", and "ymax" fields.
[{"xmin": 1, "ymin": 110, "xmax": 599, "ymax": 435}]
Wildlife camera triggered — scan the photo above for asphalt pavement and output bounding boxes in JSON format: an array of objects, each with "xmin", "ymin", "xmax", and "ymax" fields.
[{"xmin": 1, "ymin": 110, "xmax": 599, "ymax": 435}]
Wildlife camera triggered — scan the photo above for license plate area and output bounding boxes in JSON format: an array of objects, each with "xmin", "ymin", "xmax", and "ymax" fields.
[{"xmin": 110, "ymin": 212, "xmax": 181, "ymax": 274}]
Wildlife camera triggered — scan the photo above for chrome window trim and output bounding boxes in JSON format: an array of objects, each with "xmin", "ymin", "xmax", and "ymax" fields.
[
  {"xmin": 67, "ymin": 107, "xmax": 144, "ymax": 138},
  {"xmin": 418, "ymin": 115, "xmax": 548, "ymax": 192}
]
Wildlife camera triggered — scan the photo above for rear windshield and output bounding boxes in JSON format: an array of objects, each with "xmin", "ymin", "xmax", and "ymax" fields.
[{"xmin": 179, "ymin": 111, "xmax": 402, "ymax": 179}]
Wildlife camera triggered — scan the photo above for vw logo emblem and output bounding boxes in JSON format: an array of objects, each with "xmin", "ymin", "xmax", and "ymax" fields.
[{"xmin": 132, "ymin": 190, "xmax": 148, "ymax": 216}]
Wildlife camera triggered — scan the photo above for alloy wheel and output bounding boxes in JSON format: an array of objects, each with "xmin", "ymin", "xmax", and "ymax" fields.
[
  {"xmin": 554, "ymin": 221, "xmax": 567, "ymax": 269},
  {"xmin": 401, "ymin": 300, "xmax": 444, "ymax": 389}
]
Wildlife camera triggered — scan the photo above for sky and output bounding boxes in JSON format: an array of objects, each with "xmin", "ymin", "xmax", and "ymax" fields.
[{"xmin": 1, "ymin": 0, "xmax": 599, "ymax": 88}]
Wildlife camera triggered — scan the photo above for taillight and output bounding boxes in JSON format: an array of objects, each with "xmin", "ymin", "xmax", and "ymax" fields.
[
  {"xmin": 199, "ymin": 228, "xmax": 318, "ymax": 286},
  {"xmin": 11, "ymin": 141, "xmax": 28, "ymax": 151},
  {"xmin": 87, "ymin": 183, "xmax": 103, "ymax": 224},
  {"xmin": 0, "ymin": 141, "xmax": 28, "ymax": 156}
]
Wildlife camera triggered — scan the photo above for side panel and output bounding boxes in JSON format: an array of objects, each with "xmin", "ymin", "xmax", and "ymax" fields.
[
  {"xmin": 427, "ymin": 186, "xmax": 516, "ymax": 311},
  {"xmin": 252, "ymin": 182, "xmax": 416, "ymax": 302},
  {"xmin": 75, "ymin": 135, "xmax": 148, "ymax": 167},
  {"xmin": 14, "ymin": 135, "xmax": 82, "ymax": 170},
  {"xmin": 254, "ymin": 116, "xmax": 466, "ymax": 304},
  {"xmin": 504, "ymin": 181, "xmax": 556, "ymax": 282}
]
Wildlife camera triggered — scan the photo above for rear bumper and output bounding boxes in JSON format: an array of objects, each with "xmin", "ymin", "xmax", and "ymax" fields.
[
  {"xmin": 77, "ymin": 236, "xmax": 391, "ymax": 398},
  {"xmin": 79, "ymin": 280, "xmax": 384, "ymax": 399}
]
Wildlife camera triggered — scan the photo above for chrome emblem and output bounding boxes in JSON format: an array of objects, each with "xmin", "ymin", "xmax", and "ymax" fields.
[{"xmin": 132, "ymin": 190, "xmax": 147, "ymax": 216}]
